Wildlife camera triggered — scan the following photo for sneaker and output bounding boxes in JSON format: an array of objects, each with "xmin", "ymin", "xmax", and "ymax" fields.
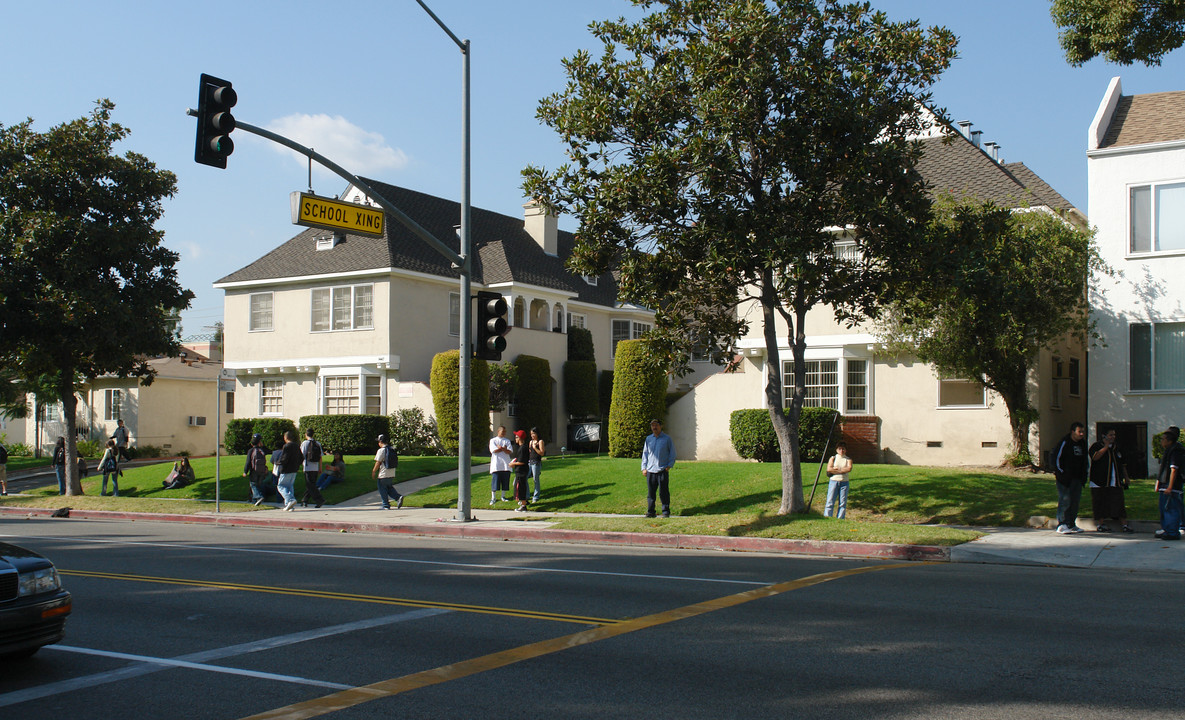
[
  {"xmin": 490, "ymin": 496, "xmax": 496, "ymax": 506},
  {"xmin": 515, "ymin": 506, "xmax": 526, "ymax": 512},
  {"xmin": 1069, "ymin": 526, "xmax": 1085, "ymax": 534},
  {"xmin": 532, "ymin": 494, "xmax": 540, "ymax": 503},
  {"xmin": 1122, "ymin": 525, "xmax": 1134, "ymax": 533},
  {"xmin": 1056, "ymin": 524, "xmax": 1072, "ymax": 534},
  {"xmin": 645, "ymin": 512, "xmax": 657, "ymax": 519},
  {"xmin": 1096, "ymin": 524, "xmax": 1112, "ymax": 532},
  {"xmin": 1161, "ymin": 534, "xmax": 1181, "ymax": 541},
  {"xmin": 381, "ymin": 504, "xmax": 390, "ymax": 510},
  {"xmin": 253, "ymin": 498, "xmax": 264, "ymax": 507},
  {"xmin": 283, "ymin": 501, "xmax": 296, "ymax": 512},
  {"xmin": 1155, "ymin": 529, "xmax": 1166, "ymax": 538},
  {"xmin": 396, "ymin": 494, "xmax": 404, "ymax": 509},
  {"xmin": 661, "ymin": 511, "xmax": 670, "ymax": 518}
]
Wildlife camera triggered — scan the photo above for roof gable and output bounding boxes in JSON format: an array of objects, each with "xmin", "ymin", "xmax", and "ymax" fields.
[{"xmin": 1100, "ymin": 91, "xmax": 1185, "ymax": 149}]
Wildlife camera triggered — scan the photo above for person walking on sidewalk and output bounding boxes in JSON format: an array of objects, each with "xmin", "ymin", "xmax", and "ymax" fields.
[
  {"xmin": 509, "ymin": 430, "xmax": 531, "ymax": 512},
  {"xmin": 529, "ymin": 427, "xmax": 546, "ymax": 503},
  {"xmin": 823, "ymin": 442, "xmax": 854, "ymax": 519},
  {"xmin": 489, "ymin": 426, "xmax": 513, "ymax": 505},
  {"xmin": 1054, "ymin": 421, "xmax": 1089, "ymax": 534},
  {"xmin": 372, "ymin": 434, "xmax": 403, "ymax": 510},
  {"xmin": 277, "ymin": 430, "xmax": 302, "ymax": 511},
  {"xmin": 1088, "ymin": 428, "xmax": 1132, "ymax": 533},
  {"xmin": 111, "ymin": 419, "xmax": 131, "ymax": 463},
  {"xmin": 242, "ymin": 434, "xmax": 270, "ymax": 506},
  {"xmin": 641, "ymin": 419, "xmax": 676, "ymax": 518},
  {"xmin": 299, "ymin": 428, "xmax": 325, "ymax": 508},
  {"xmin": 1154, "ymin": 426, "xmax": 1184, "ymax": 541}
]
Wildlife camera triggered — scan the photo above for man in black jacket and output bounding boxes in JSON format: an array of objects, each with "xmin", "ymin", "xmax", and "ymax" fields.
[
  {"xmin": 1053, "ymin": 421, "xmax": 1088, "ymax": 534},
  {"xmin": 1155, "ymin": 426, "xmax": 1184, "ymax": 541}
]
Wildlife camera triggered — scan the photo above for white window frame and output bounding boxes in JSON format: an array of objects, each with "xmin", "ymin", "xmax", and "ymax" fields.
[
  {"xmin": 249, "ymin": 292, "xmax": 274, "ymax": 332},
  {"xmin": 782, "ymin": 360, "xmax": 840, "ymax": 410},
  {"xmin": 1129, "ymin": 320, "xmax": 1185, "ymax": 391},
  {"xmin": 1129, "ymin": 180, "xmax": 1185, "ymax": 255},
  {"xmin": 323, "ymin": 375, "xmax": 361, "ymax": 415},
  {"xmin": 259, "ymin": 379, "xmax": 284, "ymax": 416},
  {"xmin": 937, "ymin": 377, "xmax": 988, "ymax": 409},
  {"xmin": 104, "ymin": 389, "xmax": 122, "ymax": 421},
  {"xmin": 319, "ymin": 369, "xmax": 384, "ymax": 415},
  {"xmin": 449, "ymin": 292, "xmax": 460, "ymax": 336},
  {"xmin": 310, "ymin": 284, "xmax": 374, "ymax": 332},
  {"xmin": 567, "ymin": 313, "xmax": 587, "ymax": 330}
]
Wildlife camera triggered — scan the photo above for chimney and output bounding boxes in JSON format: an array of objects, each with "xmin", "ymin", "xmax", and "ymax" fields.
[
  {"xmin": 984, "ymin": 141, "xmax": 1000, "ymax": 162},
  {"xmin": 957, "ymin": 120, "xmax": 973, "ymax": 139},
  {"xmin": 523, "ymin": 200, "xmax": 558, "ymax": 256},
  {"xmin": 970, "ymin": 130, "xmax": 983, "ymax": 148}
]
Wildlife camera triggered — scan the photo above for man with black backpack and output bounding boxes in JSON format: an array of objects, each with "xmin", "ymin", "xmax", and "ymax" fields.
[
  {"xmin": 300, "ymin": 428, "xmax": 325, "ymax": 508},
  {"xmin": 242, "ymin": 434, "xmax": 270, "ymax": 506},
  {"xmin": 371, "ymin": 434, "xmax": 403, "ymax": 510}
]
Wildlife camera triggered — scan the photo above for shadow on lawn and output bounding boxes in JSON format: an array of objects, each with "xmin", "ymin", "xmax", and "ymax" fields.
[
  {"xmin": 681, "ymin": 489, "xmax": 782, "ymax": 516},
  {"xmin": 856, "ymin": 475, "xmax": 1048, "ymax": 526}
]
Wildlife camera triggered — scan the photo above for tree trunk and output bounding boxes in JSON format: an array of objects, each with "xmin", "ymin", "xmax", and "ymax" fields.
[
  {"xmin": 58, "ymin": 371, "xmax": 84, "ymax": 496},
  {"xmin": 1001, "ymin": 391, "xmax": 1034, "ymax": 467},
  {"xmin": 761, "ymin": 281, "xmax": 806, "ymax": 514}
]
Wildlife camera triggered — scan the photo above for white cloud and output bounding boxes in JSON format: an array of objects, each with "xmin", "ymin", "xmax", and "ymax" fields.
[{"xmin": 265, "ymin": 114, "xmax": 409, "ymax": 179}]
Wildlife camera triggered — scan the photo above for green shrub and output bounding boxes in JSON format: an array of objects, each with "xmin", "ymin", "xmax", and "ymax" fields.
[
  {"xmin": 224, "ymin": 417, "xmax": 298, "ymax": 454},
  {"xmin": 563, "ymin": 360, "xmax": 598, "ymax": 419},
  {"xmin": 598, "ymin": 370, "xmax": 614, "ymax": 417},
  {"xmin": 608, "ymin": 340, "xmax": 667, "ymax": 458},
  {"xmin": 729, "ymin": 406, "xmax": 842, "ymax": 462},
  {"xmin": 431, "ymin": 351, "xmax": 490, "ymax": 455},
  {"xmin": 298, "ymin": 414, "xmax": 390, "ymax": 455},
  {"xmin": 488, "ymin": 362, "xmax": 518, "ymax": 413},
  {"xmin": 130, "ymin": 444, "xmax": 164, "ymax": 459},
  {"xmin": 75, "ymin": 439, "xmax": 102, "ymax": 458},
  {"xmin": 567, "ymin": 326, "xmax": 595, "ymax": 362},
  {"xmin": 389, "ymin": 407, "xmax": 444, "ymax": 456},
  {"xmin": 5, "ymin": 442, "xmax": 32, "ymax": 457},
  {"xmin": 513, "ymin": 354, "xmax": 553, "ymax": 440}
]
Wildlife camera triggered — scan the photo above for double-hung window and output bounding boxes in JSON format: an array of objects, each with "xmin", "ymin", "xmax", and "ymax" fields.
[
  {"xmin": 782, "ymin": 360, "xmax": 840, "ymax": 410},
  {"xmin": 1130, "ymin": 321, "xmax": 1185, "ymax": 390},
  {"xmin": 104, "ymin": 389, "xmax": 122, "ymax": 421},
  {"xmin": 1130, "ymin": 181, "xmax": 1185, "ymax": 253},
  {"xmin": 249, "ymin": 293, "xmax": 273, "ymax": 332},
  {"xmin": 311, "ymin": 284, "xmax": 374, "ymax": 332},
  {"xmin": 260, "ymin": 379, "xmax": 283, "ymax": 415},
  {"xmin": 611, "ymin": 319, "xmax": 652, "ymax": 356}
]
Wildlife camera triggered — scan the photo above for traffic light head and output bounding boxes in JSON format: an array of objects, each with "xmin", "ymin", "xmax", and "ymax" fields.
[
  {"xmin": 475, "ymin": 291, "xmax": 509, "ymax": 361},
  {"xmin": 194, "ymin": 73, "xmax": 237, "ymax": 169}
]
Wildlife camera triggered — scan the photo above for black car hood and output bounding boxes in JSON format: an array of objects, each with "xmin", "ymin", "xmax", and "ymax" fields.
[{"xmin": 0, "ymin": 541, "xmax": 52, "ymax": 573}]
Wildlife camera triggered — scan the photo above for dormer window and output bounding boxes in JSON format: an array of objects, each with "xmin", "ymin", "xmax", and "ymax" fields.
[
  {"xmin": 582, "ymin": 274, "xmax": 598, "ymax": 286},
  {"xmin": 316, "ymin": 234, "xmax": 344, "ymax": 251}
]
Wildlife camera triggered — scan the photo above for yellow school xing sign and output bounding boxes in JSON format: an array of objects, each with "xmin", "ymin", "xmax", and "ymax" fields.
[{"xmin": 290, "ymin": 191, "xmax": 385, "ymax": 237}]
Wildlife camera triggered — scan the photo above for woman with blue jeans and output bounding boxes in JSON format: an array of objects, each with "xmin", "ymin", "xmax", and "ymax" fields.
[
  {"xmin": 528, "ymin": 427, "xmax": 545, "ymax": 502},
  {"xmin": 823, "ymin": 442, "xmax": 853, "ymax": 519}
]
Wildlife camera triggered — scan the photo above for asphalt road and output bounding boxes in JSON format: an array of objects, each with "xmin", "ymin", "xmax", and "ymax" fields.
[{"xmin": 0, "ymin": 517, "xmax": 1180, "ymax": 719}]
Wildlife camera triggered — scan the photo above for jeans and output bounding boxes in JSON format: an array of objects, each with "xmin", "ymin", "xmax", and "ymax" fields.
[
  {"xmin": 1057, "ymin": 481, "xmax": 1083, "ymax": 528},
  {"xmin": 55, "ymin": 465, "xmax": 66, "ymax": 495},
  {"xmin": 646, "ymin": 470, "xmax": 670, "ymax": 515},
  {"xmin": 248, "ymin": 471, "xmax": 269, "ymax": 501},
  {"xmin": 490, "ymin": 470, "xmax": 510, "ymax": 495},
  {"xmin": 377, "ymin": 478, "xmax": 401, "ymax": 508},
  {"xmin": 277, "ymin": 472, "xmax": 297, "ymax": 505},
  {"xmin": 823, "ymin": 479, "xmax": 849, "ymax": 518},
  {"xmin": 529, "ymin": 462, "xmax": 542, "ymax": 498},
  {"xmin": 101, "ymin": 470, "xmax": 119, "ymax": 496},
  {"xmin": 1160, "ymin": 491, "xmax": 1183, "ymax": 538}
]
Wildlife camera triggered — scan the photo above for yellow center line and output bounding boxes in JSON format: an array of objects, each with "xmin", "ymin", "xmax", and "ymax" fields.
[
  {"xmin": 59, "ymin": 569, "xmax": 616, "ymax": 626},
  {"xmin": 241, "ymin": 562, "xmax": 918, "ymax": 720}
]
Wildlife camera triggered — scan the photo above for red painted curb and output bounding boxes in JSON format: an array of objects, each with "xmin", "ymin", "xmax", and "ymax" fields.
[{"xmin": 0, "ymin": 507, "xmax": 950, "ymax": 562}]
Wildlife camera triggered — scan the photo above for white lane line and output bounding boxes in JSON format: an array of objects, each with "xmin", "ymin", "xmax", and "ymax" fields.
[
  {"xmin": 0, "ymin": 533, "xmax": 769, "ymax": 586},
  {"xmin": 0, "ymin": 608, "xmax": 449, "ymax": 708},
  {"xmin": 46, "ymin": 645, "xmax": 354, "ymax": 689}
]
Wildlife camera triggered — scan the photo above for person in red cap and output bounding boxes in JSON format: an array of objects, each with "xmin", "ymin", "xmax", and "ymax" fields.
[{"xmin": 508, "ymin": 430, "xmax": 531, "ymax": 511}]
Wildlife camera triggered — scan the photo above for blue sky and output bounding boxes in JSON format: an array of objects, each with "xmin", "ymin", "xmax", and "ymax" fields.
[{"xmin": 4, "ymin": 1, "xmax": 1184, "ymax": 335}]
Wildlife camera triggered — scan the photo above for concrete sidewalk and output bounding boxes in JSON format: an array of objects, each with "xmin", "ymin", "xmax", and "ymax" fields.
[{"xmin": 5, "ymin": 464, "xmax": 1184, "ymax": 572}]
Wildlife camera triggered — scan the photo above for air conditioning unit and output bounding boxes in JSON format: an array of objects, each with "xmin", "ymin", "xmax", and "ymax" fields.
[{"xmin": 188, "ymin": 416, "xmax": 207, "ymax": 427}]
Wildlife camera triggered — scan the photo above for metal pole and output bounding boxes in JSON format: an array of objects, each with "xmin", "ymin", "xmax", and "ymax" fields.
[
  {"xmin": 455, "ymin": 38, "xmax": 473, "ymax": 522},
  {"xmin": 805, "ymin": 411, "xmax": 842, "ymax": 513},
  {"xmin": 215, "ymin": 375, "xmax": 221, "ymax": 513}
]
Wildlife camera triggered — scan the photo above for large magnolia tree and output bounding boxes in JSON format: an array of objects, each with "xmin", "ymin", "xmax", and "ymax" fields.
[
  {"xmin": 0, "ymin": 101, "xmax": 192, "ymax": 494},
  {"xmin": 1051, "ymin": 0, "xmax": 1185, "ymax": 66},
  {"xmin": 523, "ymin": 0, "xmax": 955, "ymax": 513}
]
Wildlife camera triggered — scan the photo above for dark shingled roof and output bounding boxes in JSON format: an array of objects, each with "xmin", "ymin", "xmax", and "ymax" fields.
[
  {"xmin": 216, "ymin": 180, "xmax": 620, "ymax": 308},
  {"xmin": 1100, "ymin": 91, "xmax": 1185, "ymax": 148},
  {"xmin": 1002, "ymin": 162, "xmax": 1077, "ymax": 214},
  {"xmin": 915, "ymin": 134, "xmax": 1066, "ymax": 211}
]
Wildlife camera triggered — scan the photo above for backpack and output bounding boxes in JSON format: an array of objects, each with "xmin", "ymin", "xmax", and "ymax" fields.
[
  {"xmin": 384, "ymin": 446, "xmax": 399, "ymax": 470},
  {"xmin": 304, "ymin": 440, "xmax": 322, "ymax": 464},
  {"xmin": 248, "ymin": 447, "xmax": 267, "ymax": 473},
  {"xmin": 0, "ymin": 444, "xmax": 7, "ymax": 464}
]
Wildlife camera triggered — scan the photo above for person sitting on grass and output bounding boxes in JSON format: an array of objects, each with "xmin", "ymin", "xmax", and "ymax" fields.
[
  {"xmin": 162, "ymin": 457, "xmax": 196, "ymax": 490},
  {"xmin": 316, "ymin": 451, "xmax": 346, "ymax": 491}
]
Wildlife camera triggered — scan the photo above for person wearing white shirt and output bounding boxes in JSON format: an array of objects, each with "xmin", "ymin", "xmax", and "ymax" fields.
[
  {"xmin": 823, "ymin": 442, "xmax": 854, "ymax": 519},
  {"xmin": 489, "ymin": 426, "xmax": 514, "ymax": 505}
]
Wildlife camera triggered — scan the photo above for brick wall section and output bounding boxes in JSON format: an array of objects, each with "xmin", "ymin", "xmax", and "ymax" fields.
[{"xmin": 840, "ymin": 416, "xmax": 881, "ymax": 464}]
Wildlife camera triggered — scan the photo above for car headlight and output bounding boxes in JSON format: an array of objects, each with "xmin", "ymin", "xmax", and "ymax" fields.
[{"xmin": 18, "ymin": 567, "xmax": 61, "ymax": 597}]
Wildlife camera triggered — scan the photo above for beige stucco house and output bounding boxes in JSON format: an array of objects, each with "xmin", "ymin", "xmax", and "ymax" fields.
[
  {"xmin": 667, "ymin": 120, "xmax": 1089, "ymax": 467},
  {"xmin": 214, "ymin": 181, "xmax": 654, "ymax": 444}
]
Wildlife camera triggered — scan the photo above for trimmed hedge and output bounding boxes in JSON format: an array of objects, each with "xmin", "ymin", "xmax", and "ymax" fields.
[
  {"xmin": 430, "ymin": 350, "xmax": 490, "ymax": 456},
  {"xmin": 567, "ymin": 326, "xmax": 595, "ymax": 362},
  {"xmin": 729, "ymin": 407, "xmax": 843, "ymax": 462},
  {"xmin": 513, "ymin": 354, "xmax": 553, "ymax": 440},
  {"xmin": 298, "ymin": 414, "xmax": 390, "ymax": 455},
  {"xmin": 224, "ymin": 417, "xmax": 298, "ymax": 455},
  {"xmin": 608, "ymin": 340, "xmax": 667, "ymax": 458},
  {"xmin": 563, "ymin": 360, "xmax": 598, "ymax": 419}
]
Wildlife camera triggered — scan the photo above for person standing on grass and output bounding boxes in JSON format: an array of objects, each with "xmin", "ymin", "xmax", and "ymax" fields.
[
  {"xmin": 277, "ymin": 430, "xmax": 302, "ymax": 512},
  {"xmin": 529, "ymin": 427, "xmax": 546, "ymax": 503},
  {"xmin": 372, "ymin": 434, "xmax": 403, "ymax": 510},
  {"xmin": 641, "ymin": 419, "xmax": 676, "ymax": 518},
  {"xmin": 1154, "ymin": 426, "xmax": 1184, "ymax": 541},
  {"xmin": 823, "ymin": 442, "xmax": 854, "ymax": 519},
  {"xmin": 509, "ymin": 430, "xmax": 531, "ymax": 512},
  {"xmin": 111, "ymin": 419, "xmax": 131, "ymax": 463},
  {"xmin": 489, "ymin": 426, "xmax": 513, "ymax": 505},
  {"xmin": 98, "ymin": 439, "xmax": 119, "ymax": 497},
  {"xmin": 52, "ymin": 436, "xmax": 67, "ymax": 495},
  {"xmin": 1054, "ymin": 421, "xmax": 1089, "ymax": 534},
  {"xmin": 1088, "ymin": 428, "xmax": 1132, "ymax": 533}
]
